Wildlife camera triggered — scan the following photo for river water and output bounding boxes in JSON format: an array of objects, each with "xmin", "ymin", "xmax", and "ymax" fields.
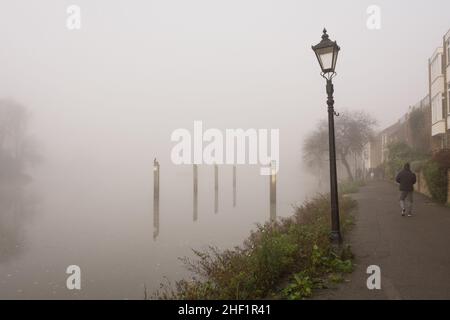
[{"xmin": 0, "ymin": 106, "xmax": 314, "ymax": 299}]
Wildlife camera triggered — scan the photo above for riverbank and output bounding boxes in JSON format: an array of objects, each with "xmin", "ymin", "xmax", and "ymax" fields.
[{"xmin": 154, "ymin": 183, "xmax": 359, "ymax": 300}]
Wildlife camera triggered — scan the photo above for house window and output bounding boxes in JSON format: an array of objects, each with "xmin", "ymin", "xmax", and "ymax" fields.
[
  {"xmin": 447, "ymin": 46, "xmax": 450, "ymax": 66},
  {"xmin": 444, "ymin": 96, "xmax": 447, "ymax": 118},
  {"xmin": 448, "ymin": 83, "xmax": 450, "ymax": 114},
  {"xmin": 431, "ymin": 54, "xmax": 442, "ymax": 79},
  {"xmin": 432, "ymin": 94, "xmax": 442, "ymax": 123},
  {"xmin": 448, "ymin": 41, "xmax": 450, "ymax": 65}
]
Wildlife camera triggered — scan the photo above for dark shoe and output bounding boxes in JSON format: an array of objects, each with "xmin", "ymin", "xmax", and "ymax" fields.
[{"xmin": 402, "ymin": 209, "xmax": 406, "ymax": 216}]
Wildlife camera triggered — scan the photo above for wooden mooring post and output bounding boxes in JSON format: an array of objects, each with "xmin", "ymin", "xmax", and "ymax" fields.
[
  {"xmin": 153, "ymin": 158, "xmax": 160, "ymax": 239},
  {"xmin": 270, "ymin": 160, "xmax": 277, "ymax": 222},
  {"xmin": 193, "ymin": 164, "xmax": 198, "ymax": 221},
  {"xmin": 233, "ymin": 165, "xmax": 236, "ymax": 207},
  {"xmin": 214, "ymin": 164, "xmax": 219, "ymax": 213}
]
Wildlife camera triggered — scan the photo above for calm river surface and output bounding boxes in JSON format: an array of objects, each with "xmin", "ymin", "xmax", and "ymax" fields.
[{"xmin": 0, "ymin": 106, "xmax": 311, "ymax": 299}]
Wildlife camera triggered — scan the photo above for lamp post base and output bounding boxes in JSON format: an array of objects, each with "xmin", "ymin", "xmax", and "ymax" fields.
[{"xmin": 329, "ymin": 231, "xmax": 342, "ymax": 245}]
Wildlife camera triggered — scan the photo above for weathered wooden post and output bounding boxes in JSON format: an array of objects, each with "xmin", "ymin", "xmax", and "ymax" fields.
[
  {"xmin": 270, "ymin": 160, "xmax": 277, "ymax": 222},
  {"xmin": 193, "ymin": 164, "xmax": 198, "ymax": 221},
  {"xmin": 153, "ymin": 158, "xmax": 160, "ymax": 240},
  {"xmin": 214, "ymin": 164, "xmax": 219, "ymax": 213},
  {"xmin": 233, "ymin": 165, "xmax": 236, "ymax": 207}
]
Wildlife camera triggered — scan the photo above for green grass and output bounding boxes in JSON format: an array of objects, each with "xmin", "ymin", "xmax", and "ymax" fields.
[
  {"xmin": 153, "ymin": 194, "xmax": 357, "ymax": 300},
  {"xmin": 339, "ymin": 180, "xmax": 366, "ymax": 195}
]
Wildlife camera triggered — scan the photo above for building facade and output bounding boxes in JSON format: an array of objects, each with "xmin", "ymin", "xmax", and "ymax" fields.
[
  {"xmin": 363, "ymin": 94, "xmax": 431, "ymax": 174},
  {"xmin": 429, "ymin": 29, "xmax": 450, "ymax": 151},
  {"xmin": 361, "ymin": 28, "xmax": 449, "ymax": 177}
]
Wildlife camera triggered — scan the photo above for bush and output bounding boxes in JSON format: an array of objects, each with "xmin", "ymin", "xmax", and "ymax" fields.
[
  {"xmin": 252, "ymin": 232, "xmax": 298, "ymax": 293},
  {"xmin": 339, "ymin": 180, "xmax": 365, "ymax": 195},
  {"xmin": 432, "ymin": 149, "xmax": 450, "ymax": 169},
  {"xmin": 385, "ymin": 142, "xmax": 427, "ymax": 180},
  {"xmin": 410, "ymin": 160, "xmax": 427, "ymax": 172},
  {"xmin": 422, "ymin": 152, "xmax": 450, "ymax": 204},
  {"xmin": 282, "ymin": 271, "xmax": 313, "ymax": 299},
  {"xmin": 408, "ymin": 107, "xmax": 431, "ymax": 155}
]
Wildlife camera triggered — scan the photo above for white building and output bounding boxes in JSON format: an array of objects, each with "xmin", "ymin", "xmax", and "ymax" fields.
[
  {"xmin": 429, "ymin": 47, "xmax": 446, "ymax": 138},
  {"xmin": 429, "ymin": 28, "xmax": 450, "ymax": 150}
]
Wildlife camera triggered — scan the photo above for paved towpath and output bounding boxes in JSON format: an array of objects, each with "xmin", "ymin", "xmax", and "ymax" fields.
[{"xmin": 317, "ymin": 180, "xmax": 450, "ymax": 299}]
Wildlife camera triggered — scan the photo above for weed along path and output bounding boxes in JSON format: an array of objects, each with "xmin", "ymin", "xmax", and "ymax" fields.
[{"xmin": 316, "ymin": 180, "xmax": 450, "ymax": 299}]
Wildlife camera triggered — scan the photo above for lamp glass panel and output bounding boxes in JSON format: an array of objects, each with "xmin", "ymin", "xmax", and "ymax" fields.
[
  {"xmin": 332, "ymin": 48, "xmax": 339, "ymax": 71},
  {"xmin": 317, "ymin": 47, "xmax": 334, "ymax": 71}
]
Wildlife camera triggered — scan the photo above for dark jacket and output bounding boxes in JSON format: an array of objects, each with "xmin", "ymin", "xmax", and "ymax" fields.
[{"xmin": 395, "ymin": 169, "xmax": 417, "ymax": 192}]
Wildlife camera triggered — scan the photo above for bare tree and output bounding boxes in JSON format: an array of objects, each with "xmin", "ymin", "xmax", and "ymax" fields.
[
  {"xmin": 303, "ymin": 124, "xmax": 329, "ymax": 188},
  {"xmin": 303, "ymin": 110, "xmax": 376, "ymax": 181},
  {"xmin": 0, "ymin": 100, "xmax": 38, "ymax": 182}
]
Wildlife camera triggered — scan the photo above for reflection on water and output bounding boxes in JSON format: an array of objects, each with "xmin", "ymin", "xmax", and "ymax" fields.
[
  {"xmin": 0, "ymin": 108, "xmax": 305, "ymax": 300},
  {"xmin": 152, "ymin": 161, "xmax": 270, "ymax": 240},
  {"xmin": 163, "ymin": 162, "xmax": 277, "ymax": 241},
  {"xmin": 270, "ymin": 160, "xmax": 277, "ymax": 222},
  {"xmin": 153, "ymin": 159, "xmax": 160, "ymax": 240},
  {"xmin": 0, "ymin": 159, "xmax": 298, "ymax": 300},
  {"xmin": 0, "ymin": 183, "xmax": 37, "ymax": 263},
  {"xmin": 154, "ymin": 163, "xmax": 277, "ymax": 238}
]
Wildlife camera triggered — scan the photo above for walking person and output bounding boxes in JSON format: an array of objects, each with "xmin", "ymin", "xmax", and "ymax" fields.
[{"xmin": 395, "ymin": 162, "xmax": 417, "ymax": 217}]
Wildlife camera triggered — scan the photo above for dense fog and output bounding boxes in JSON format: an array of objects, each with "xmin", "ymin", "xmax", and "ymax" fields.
[{"xmin": 1, "ymin": 0, "xmax": 449, "ymax": 298}]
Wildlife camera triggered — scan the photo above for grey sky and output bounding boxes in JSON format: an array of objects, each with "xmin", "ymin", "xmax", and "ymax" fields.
[
  {"xmin": 1, "ymin": 0, "xmax": 450, "ymax": 183},
  {"xmin": 1, "ymin": 0, "xmax": 449, "ymax": 129},
  {"xmin": 1, "ymin": 0, "xmax": 450, "ymax": 299}
]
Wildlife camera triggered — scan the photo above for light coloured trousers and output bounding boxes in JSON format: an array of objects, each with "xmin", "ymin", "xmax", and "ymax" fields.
[{"xmin": 400, "ymin": 191, "xmax": 413, "ymax": 214}]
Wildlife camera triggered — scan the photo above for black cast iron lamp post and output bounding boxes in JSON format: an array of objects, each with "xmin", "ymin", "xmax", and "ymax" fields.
[{"xmin": 312, "ymin": 28, "xmax": 342, "ymax": 244}]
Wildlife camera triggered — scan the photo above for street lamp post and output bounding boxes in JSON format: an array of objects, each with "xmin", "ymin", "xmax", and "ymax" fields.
[{"xmin": 312, "ymin": 28, "xmax": 342, "ymax": 244}]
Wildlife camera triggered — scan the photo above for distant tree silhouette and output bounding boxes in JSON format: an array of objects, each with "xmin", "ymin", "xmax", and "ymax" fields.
[
  {"xmin": 0, "ymin": 100, "xmax": 39, "ymax": 183},
  {"xmin": 0, "ymin": 99, "xmax": 39, "ymax": 262},
  {"xmin": 303, "ymin": 110, "xmax": 376, "ymax": 182}
]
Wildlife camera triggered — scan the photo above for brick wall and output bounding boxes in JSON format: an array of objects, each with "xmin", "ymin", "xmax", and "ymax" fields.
[
  {"xmin": 414, "ymin": 169, "xmax": 432, "ymax": 198},
  {"xmin": 414, "ymin": 169, "xmax": 450, "ymax": 204}
]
